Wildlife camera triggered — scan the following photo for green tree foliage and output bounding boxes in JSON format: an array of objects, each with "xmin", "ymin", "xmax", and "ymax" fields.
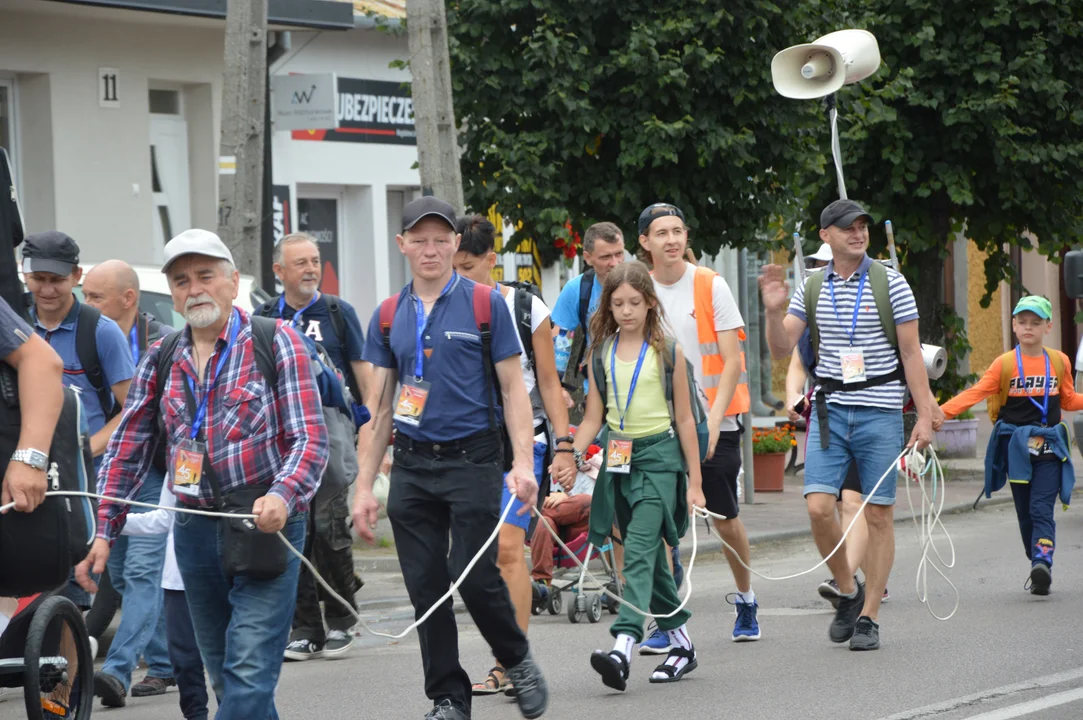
[
  {"xmin": 803, "ymin": 0, "xmax": 1083, "ymax": 400},
  {"xmin": 447, "ymin": 0, "xmax": 826, "ymax": 262}
]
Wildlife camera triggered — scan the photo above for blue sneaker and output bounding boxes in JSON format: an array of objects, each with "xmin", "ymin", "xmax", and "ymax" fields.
[
  {"xmin": 671, "ymin": 546, "xmax": 684, "ymax": 590},
  {"xmin": 729, "ymin": 594, "xmax": 762, "ymax": 642},
  {"xmin": 638, "ymin": 623, "xmax": 673, "ymax": 655}
]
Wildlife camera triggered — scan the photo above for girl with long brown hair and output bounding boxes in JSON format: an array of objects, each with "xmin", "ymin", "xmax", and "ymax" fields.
[{"xmin": 561, "ymin": 260, "xmax": 705, "ymax": 691}]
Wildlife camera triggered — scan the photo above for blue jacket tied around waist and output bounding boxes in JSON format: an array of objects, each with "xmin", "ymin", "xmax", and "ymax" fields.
[{"xmin": 985, "ymin": 421, "xmax": 1074, "ymax": 507}]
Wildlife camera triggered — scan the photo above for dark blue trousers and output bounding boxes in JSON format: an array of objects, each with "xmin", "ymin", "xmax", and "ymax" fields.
[
  {"xmin": 1009, "ymin": 458, "xmax": 1060, "ymax": 568},
  {"xmin": 164, "ymin": 589, "xmax": 210, "ymax": 720}
]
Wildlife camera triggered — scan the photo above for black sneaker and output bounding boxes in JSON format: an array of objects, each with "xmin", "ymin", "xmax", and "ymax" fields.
[
  {"xmin": 829, "ymin": 579, "xmax": 865, "ymax": 643},
  {"xmin": 283, "ymin": 638, "xmax": 323, "ymax": 661},
  {"xmin": 504, "ymin": 652, "xmax": 549, "ymax": 719},
  {"xmin": 817, "ymin": 578, "xmax": 842, "ymax": 609},
  {"xmin": 93, "ymin": 670, "xmax": 127, "ymax": 708},
  {"xmin": 425, "ymin": 699, "xmax": 469, "ymax": 720},
  {"xmin": 323, "ymin": 629, "xmax": 354, "ymax": 658},
  {"xmin": 1029, "ymin": 563, "xmax": 1052, "ymax": 596},
  {"xmin": 849, "ymin": 615, "xmax": 880, "ymax": 651}
]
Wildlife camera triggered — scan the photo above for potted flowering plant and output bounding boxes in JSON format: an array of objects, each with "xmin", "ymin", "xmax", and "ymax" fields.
[{"xmin": 750, "ymin": 425, "xmax": 796, "ymax": 492}]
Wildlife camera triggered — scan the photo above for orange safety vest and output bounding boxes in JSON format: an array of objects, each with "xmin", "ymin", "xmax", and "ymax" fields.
[{"xmin": 692, "ymin": 266, "xmax": 750, "ymax": 416}]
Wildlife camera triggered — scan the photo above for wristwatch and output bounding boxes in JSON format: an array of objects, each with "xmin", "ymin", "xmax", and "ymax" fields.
[{"xmin": 11, "ymin": 448, "xmax": 48, "ymax": 471}]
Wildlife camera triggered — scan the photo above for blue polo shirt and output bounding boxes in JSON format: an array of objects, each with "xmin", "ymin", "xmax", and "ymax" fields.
[
  {"xmin": 550, "ymin": 271, "xmax": 603, "ymax": 337},
  {"xmin": 30, "ymin": 298, "xmax": 135, "ymax": 435},
  {"xmin": 362, "ymin": 275, "xmax": 521, "ymax": 443}
]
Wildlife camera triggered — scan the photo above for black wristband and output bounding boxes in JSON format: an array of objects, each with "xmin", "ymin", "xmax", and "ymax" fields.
[
  {"xmin": 553, "ymin": 447, "xmax": 575, "ymax": 454},
  {"xmin": 554, "ymin": 435, "xmax": 574, "ymax": 445}
]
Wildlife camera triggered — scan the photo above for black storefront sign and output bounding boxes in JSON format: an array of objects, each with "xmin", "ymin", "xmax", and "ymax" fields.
[{"xmin": 291, "ymin": 78, "xmax": 416, "ymax": 146}]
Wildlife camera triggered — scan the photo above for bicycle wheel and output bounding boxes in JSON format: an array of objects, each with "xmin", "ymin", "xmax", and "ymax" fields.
[{"xmin": 23, "ymin": 595, "xmax": 94, "ymax": 720}]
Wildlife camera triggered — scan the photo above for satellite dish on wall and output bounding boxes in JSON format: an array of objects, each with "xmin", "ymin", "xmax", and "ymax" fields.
[{"xmin": 771, "ymin": 29, "xmax": 881, "ymax": 100}]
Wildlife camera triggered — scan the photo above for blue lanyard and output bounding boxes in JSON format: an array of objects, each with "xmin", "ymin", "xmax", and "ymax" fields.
[
  {"xmin": 186, "ymin": 309, "xmax": 240, "ymax": 439},
  {"xmin": 610, "ymin": 333, "xmax": 649, "ymax": 432},
  {"xmin": 129, "ymin": 324, "xmax": 140, "ymax": 364},
  {"xmin": 412, "ymin": 274, "xmax": 457, "ymax": 379},
  {"xmin": 1015, "ymin": 345, "xmax": 1051, "ymax": 426},
  {"xmin": 278, "ymin": 294, "xmax": 319, "ymax": 329},
  {"xmin": 828, "ymin": 270, "xmax": 867, "ymax": 347}
]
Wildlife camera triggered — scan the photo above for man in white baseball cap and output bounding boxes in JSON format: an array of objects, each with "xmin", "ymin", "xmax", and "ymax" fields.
[
  {"xmin": 161, "ymin": 229, "xmax": 235, "ymax": 274},
  {"xmin": 80, "ymin": 228, "xmax": 329, "ymax": 719}
]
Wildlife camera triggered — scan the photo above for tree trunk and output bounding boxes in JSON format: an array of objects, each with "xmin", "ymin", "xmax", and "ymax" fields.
[{"xmin": 905, "ymin": 245, "xmax": 945, "ymax": 345}]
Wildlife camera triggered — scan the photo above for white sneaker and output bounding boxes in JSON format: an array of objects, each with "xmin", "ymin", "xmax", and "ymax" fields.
[
  {"xmin": 323, "ymin": 629, "xmax": 354, "ymax": 658},
  {"xmin": 283, "ymin": 638, "xmax": 323, "ymax": 661}
]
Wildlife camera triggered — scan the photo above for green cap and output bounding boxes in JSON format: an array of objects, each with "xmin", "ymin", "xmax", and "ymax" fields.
[{"xmin": 1013, "ymin": 295, "xmax": 1052, "ymax": 320}]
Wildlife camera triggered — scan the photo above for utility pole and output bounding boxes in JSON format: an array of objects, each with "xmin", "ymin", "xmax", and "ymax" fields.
[
  {"xmin": 218, "ymin": 0, "xmax": 268, "ymax": 278},
  {"xmin": 406, "ymin": 0, "xmax": 464, "ymax": 213}
]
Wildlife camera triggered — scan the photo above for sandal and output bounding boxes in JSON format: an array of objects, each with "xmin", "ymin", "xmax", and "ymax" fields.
[
  {"xmin": 590, "ymin": 649, "xmax": 630, "ymax": 692},
  {"xmin": 648, "ymin": 646, "xmax": 697, "ymax": 684},
  {"xmin": 471, "ymin": 666, "xmax": 507, "ymax": 696}
]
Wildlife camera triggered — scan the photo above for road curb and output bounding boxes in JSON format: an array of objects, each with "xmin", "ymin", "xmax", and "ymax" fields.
[{"xmin": 354, "ymin": 491, "xmax": 1014, "ymax": 578}]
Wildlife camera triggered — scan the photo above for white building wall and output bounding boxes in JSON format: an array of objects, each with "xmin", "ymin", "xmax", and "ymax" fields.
[{"xmin": 0, "ymin": 8, "xmax": 224, "ymax": 265}]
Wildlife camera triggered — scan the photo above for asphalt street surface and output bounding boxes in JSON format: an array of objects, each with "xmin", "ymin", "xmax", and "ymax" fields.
[{"xmin": 4, "ymin": 501, "xmax": 1083, "ymax": 719}]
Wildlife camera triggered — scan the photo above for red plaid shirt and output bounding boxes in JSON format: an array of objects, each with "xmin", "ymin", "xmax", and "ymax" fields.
[{"xmin": 96, "ymin": 308, "xmax": 328, "ymax": 542}]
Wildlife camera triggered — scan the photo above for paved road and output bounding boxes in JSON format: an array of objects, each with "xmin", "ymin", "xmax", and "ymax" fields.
[{"xmin": 4, "ymin": 501, "xmax": 1083, "ymax": 719}]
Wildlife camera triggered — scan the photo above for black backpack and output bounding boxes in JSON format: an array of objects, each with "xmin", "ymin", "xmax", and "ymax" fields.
[
  {"xmin": 0, "ymin": 375, "xmax": 96, "ymax": 597},
  {"xmin": 254, "ymin": 294, "xmax": 356, "ymax": 402},
  {"xmin": 73, "ymin": 303, "xmax": 120, "ymax": 421},
  {"xmin": 499, "ymin": 281, "xmax": 549, "ymax": 374},
  {"xmin": 570, "ymin": 267, "xmax": 596, "ymax": 378}
]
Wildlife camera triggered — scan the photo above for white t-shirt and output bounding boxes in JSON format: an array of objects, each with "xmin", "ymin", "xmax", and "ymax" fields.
[
  {"xmin": 502, "ymin": 287, "xmax": 551, "ymax": 424},
  {"xmin": 654, "ymin": 262, "xmax": 745, "ymax": 432}
]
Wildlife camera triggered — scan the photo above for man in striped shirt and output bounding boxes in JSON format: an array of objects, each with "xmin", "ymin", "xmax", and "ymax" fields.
[{"xmin": 760, "ymin": 199, "xmax": 936, "ymax": 652}]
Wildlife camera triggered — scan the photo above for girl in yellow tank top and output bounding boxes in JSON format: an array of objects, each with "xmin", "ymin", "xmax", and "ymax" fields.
[{"xmin": 565, "ymin": 261, "xmax": 705, "ymax": 691}]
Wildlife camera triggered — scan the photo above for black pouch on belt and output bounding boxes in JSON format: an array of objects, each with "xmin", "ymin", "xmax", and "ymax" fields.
[{"xmin": 217, "ymin": 481, "xmax": 289, "ymax": 581}]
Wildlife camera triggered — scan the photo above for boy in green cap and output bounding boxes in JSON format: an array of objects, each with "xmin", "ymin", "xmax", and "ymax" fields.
[{"xmin": 941, "ymin": 295, "xmax": 1083, "ymax": 595}]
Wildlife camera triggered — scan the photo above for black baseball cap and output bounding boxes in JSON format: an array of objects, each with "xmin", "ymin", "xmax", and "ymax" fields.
[
  {"xmin": 403, "ymin": 195, "xmax": 456, "ymax": 232},
  {"xmin": 638, "ymin": 203, "xmax": 686, "ymax": 235},
  {"xmin": 21, "ymin": 231, "xmax": 80, "ymax": 276},
  {"xmin": 820, "ymin": 199, "xmax": 874, "ymax": 230}
]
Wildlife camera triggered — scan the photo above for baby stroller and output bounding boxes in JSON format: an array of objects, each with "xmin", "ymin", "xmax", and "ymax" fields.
[
  {"xmin": 532, "ymin": 532, "xmax": 623, "ymax": 624},
  {"xmin": 0, "ymin": 590, "xmax": 94, "ymax": 719}
]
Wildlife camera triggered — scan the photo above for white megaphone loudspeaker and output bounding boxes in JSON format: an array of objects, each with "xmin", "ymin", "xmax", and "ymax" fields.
[{"xmin": 771, "ymin": 29, "xmax": 881, "ymax": 99}]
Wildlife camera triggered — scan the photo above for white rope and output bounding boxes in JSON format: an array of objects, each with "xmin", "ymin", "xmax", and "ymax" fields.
[
  {"xmin": 0, "ymin": 490, "xmax": 514, "ymax": 641},
  {"xmin": 2, "ymin": 445, "xmax": 956, "ymax": 636}
]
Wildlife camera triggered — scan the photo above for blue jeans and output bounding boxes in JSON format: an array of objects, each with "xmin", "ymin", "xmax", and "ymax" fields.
[
  {"xmin": 804, "ymin": 402, "xmax": 903, "ymax": 506},
  {"xmin": 102, "ymin": 468, "xmax": 171, "ymax": 687},
  {"xmin": 174, "ymin": 509, "xmax": 306, "ymax": 720}
]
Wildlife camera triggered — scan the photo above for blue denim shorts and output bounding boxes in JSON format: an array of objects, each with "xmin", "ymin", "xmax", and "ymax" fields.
[
  {"xmin": 501, "ymin": 440, "xmax": 548, "ymax": 531},
  {"xmin": 804, "ymin": 402, "xmax": 903, "ymax": 506}
]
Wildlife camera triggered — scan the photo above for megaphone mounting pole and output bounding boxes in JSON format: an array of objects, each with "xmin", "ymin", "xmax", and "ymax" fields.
[{"xmin": 826, "ymin": 94, "xmax": 847, "ymax": 200}]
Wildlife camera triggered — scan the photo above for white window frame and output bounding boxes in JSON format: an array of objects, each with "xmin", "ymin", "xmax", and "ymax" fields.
[{"xmin": 0, "ymin": 74, "xmax": 21, "ymax": 194}]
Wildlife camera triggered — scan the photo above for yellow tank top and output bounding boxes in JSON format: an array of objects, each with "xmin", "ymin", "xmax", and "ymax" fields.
[{"xmin": 605, "ymin": 345, "xmax": 671, "ymax": 438}]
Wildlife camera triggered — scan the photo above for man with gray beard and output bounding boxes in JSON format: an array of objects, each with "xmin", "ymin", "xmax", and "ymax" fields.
[{"xmin": 77, "ymin": 229, "xmax": 329, "ymax": 719}]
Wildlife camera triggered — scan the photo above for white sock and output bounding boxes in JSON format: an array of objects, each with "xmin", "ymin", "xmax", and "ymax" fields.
[
  {"xmin": 612, "ymin": 633, "xmax": 635, "ymax": 661},
  {"xmin": 651, "ymin": 625, "xmax": 694, "ymax": 680},
  {"xmin": 737, "ymin": 589, "xmax": 756, "ymax": 605}
]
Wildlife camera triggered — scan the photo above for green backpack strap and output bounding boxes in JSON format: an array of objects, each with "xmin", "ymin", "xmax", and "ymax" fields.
[
  {"xmin": 805, "ymin": 272, "xmax": 825, "ymax": 366},
  {"xmin": 867, "ymin": 261, "xmax": 897, "ymax": 350}
]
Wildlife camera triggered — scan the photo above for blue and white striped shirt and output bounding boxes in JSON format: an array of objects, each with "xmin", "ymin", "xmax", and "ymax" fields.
[{"xmin": 788, "ymin": 255, "xmax": 918, "ymax": 409}]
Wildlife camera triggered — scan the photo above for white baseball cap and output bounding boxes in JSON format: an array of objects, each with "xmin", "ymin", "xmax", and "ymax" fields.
[
  {"xmin": 807, "ymin": 243, "xmax": 833, "ymax": 263},
  {"xmin": 162, "ymin": 229, "xmax": 235, "ymax": 274}
]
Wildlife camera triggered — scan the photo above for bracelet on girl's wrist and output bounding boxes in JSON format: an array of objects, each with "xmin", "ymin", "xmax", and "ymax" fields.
[
  {"xmin": 554, "ymin": 435, "xmax": 574, "ymax": 446},
  {"xmin": 553, "ymin": 447, "xmax": 574, "ymax": 455},
  {"xmin": 573, "ymin": 448, "xmax": 586, "ymax": 469}
]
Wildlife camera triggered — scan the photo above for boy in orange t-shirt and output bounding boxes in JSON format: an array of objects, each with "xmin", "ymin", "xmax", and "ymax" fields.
[{"xmin": 941, "ymin": 295, "xmax": 1083, "ymax": 596}]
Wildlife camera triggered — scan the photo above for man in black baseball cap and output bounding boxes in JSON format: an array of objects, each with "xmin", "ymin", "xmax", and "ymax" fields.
[
  {"xmin": 637, "ymin": 203, "xmax": 686, "ymax": 237},
  {"xmin": 819, "ymin": 199, "xmax": 874, "ymax": 230},
  {"xmin": 403, "ymin": 195, "xmax": 457, "ymax": 232},
  {"xmin": 21, "ymin": 230, "xmax": 81, "ymax": 277}
]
